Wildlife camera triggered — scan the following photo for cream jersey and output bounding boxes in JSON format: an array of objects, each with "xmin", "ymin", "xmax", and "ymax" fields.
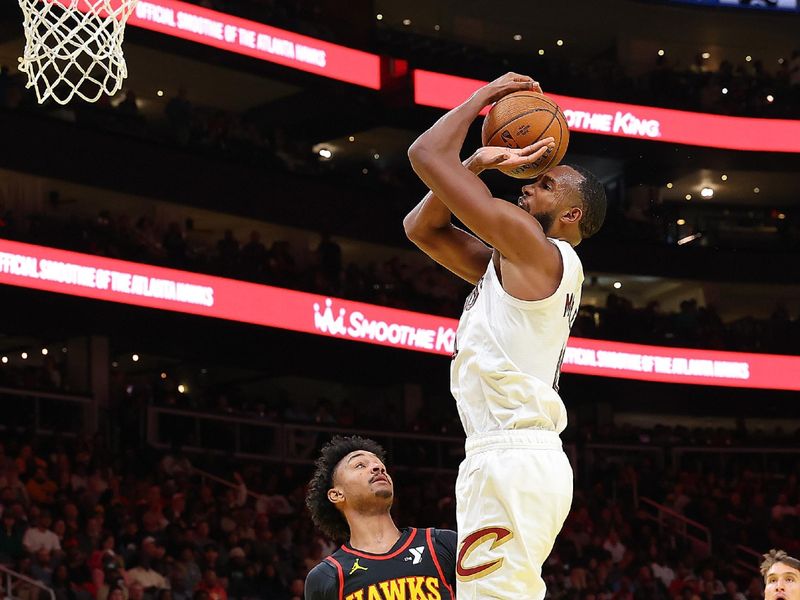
[{"xmin": 450, "ymin": 239, "xmax": 583, "ymax": 437}]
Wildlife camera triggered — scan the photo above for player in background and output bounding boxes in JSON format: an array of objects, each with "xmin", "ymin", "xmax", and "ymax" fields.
[
  {"xmin": 761, "ymin": 549, "xmax": 800, "ymax": 600},
  {"xmin": 304, "ymin": 435, "xmax": 457, "ymax": 600},
  {"xmin": 405, "ymin": 72, "xmax": 607, "ymax": 599}
]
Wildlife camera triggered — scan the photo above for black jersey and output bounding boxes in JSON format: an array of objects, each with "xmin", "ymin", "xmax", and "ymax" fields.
[{"xmin": 304, "ymin": 527, "xmax": 457, "ymax": 600}]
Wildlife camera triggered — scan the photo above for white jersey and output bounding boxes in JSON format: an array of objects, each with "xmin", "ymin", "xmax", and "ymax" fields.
[{"xmin": 450, "ymin": 239, "xmax": 583, "ymax": 437}]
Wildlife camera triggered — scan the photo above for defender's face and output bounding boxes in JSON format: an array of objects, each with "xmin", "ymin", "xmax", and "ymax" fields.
[
  {"xmin": 765, "ymin": 563, "xmax": 800, "ymax": 600},
  {"xmin": 332, "ymin": 451, "xmax": 393, "ymax": 505},
  {"xmin": 518, "ymin": 165, "xmax": 581, "ymax": 234}
]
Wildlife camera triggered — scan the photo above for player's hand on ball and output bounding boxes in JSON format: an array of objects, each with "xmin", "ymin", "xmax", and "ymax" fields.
[
  {"xmin": 478, "ymin": 72, "xmax": 543, "ymax": 104},
  {"xmin": 468, "ymin": 138, "xmax": 555, "ymax": 175}
]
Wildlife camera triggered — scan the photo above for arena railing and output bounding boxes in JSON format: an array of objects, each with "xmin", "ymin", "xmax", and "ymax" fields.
[
  {"xmin": 735, "ymin": 544, "xmax": 762, "ymax": 575},
  {"xmin": 639, "ymin": 496, "xmax": 712, "ymax": 556},
  {"xmin": 0, "ymin": 564, "xmax": 55, "ymax": 600},
  {"xmin": 671, "ymin": 446, "xmax": 800, "ymax": 473},
  {"xmin": 147, "ymin": 406, "xmax": 578, "ymax": 475},
  {"xmin": 0, "ymin": 386, "xmax": 91, "ymax": 437}
]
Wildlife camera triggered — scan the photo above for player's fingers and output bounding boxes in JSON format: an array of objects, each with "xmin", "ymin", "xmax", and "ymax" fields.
[{"xmin": 520, "ymin": 138, "xmax": 555, "ymax": 155}]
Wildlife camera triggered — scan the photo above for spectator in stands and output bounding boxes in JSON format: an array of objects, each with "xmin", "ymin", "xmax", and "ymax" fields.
[{"xmin": 22, "ymin": 511, "xmax": 61, "ymax": 554}]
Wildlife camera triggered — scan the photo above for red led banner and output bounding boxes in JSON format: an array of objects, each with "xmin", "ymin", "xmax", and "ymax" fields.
[
  {"xmin": 1, "ymin": 239, "xmax": 798, "ymax": 390},
  {"xmin": 126, "ymin": 0, "xmax": 381, "ymax": 88},
  {"xmin": 414, "ymin": 70, "xmax": 800, "ymax": 153}
]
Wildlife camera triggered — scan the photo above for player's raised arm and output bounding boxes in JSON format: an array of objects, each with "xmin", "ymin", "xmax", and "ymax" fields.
[
  {"xmin": 407, "ymin": 73, "xmax": 561, "ymax": 269},
  {"xmin": 404, "ymin": 145, "xmax": 557, "ymax": 284}
]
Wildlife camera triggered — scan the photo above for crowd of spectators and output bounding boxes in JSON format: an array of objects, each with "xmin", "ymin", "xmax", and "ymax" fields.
[
  {"xmin": 1, "ymin": 427, "xmax": 795, "ymax": 600},
  {"xmin": 1, "ymin": 204, "xmax": 798, "ymax": 355}
]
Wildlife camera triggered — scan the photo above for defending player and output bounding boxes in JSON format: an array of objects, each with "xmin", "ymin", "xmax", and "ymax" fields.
[
  {"xmin": 404, "ymin": 72, "xmax": 607, "ymax": 599},
  {"xmin": 761, "ymin": 549, "xmax": 800, "ymax": 600},
  {"xmin": 304, "ymin": 435, "xmax": 457, "ymax": 600}
]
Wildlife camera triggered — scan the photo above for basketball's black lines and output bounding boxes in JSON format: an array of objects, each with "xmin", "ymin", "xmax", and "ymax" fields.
[{"xmin": 485, "ymin": 108, "xmax": 555, "ymax": 147}]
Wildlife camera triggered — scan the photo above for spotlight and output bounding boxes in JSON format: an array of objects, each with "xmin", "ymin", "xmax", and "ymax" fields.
[
  {"xmin": 745, "ymin": 55, "xmax": 752, "ymax": 62},
  {"xmin": 677, "ymin": 218, "xmax": 686, "ymax": 225},
  {"xmin": 178, "ymin": 384, "xmax": 186, "ymax": 394},
  {"xmin": 376, "ymin": 13, "xmax": 383, "ymax": 20},
  {"xmin": 513, "ymin": 34, "xmax": 522, "ymax": 41},
  {"xmin": 157, "ymin": 90, "xmax": 164, "ymax": 97},
  {"xmin": 160, "ymin": 372, "xmax": 167, "ymax": 380},
  {"xmin": 132, "ymin": 354, "xmax": 139, "ymax": 362},
  {"xmin": 318, "ymin": 148, "xmax": 332, "ymax": 159},
  {"xmin": 657, "ymin": 49, "xmax": 665, "ymax": 56},
  {"xmin": 1, "ymin": 357, "xmax": 7, "ymax": 364},
  {"xmin": 556, "ymin": 39, "xmax": 564, "ymax": 46},
  {"xmin": 613, "ymin": 282, "xmax": 622, "ymax": 290},
  {"xmin": 685, "ymin": 194, "xmax": 692, "ymax": 200},
  {"xmin": 721, "ymin": 174, "xmax": 728, "ymax": 181},
  {"xmin": 362, "ymin": 168, "xmax": 369, "ymax": 175},
  {"xmin": 722, "ymin": 87, "xmax": 728, "ymax": 95},
  {"xmin": 700, "ymin": 187, "xmax": 714, "ymax": 198},
  {"xmin": 373, "ymin": 153, "xmax": 380, "ymax": 160},
  {"xmin": 21, "ymin": 352, "xmax": 27, "ymax": 360},
  {"xmin": 701, "ymin": 52, "xmax": 710, "ymax": 59},
  {"xmin": 538, "ymin": 49, "xmax": 545, "ymax": 56},
  {"xmin": 434, "ymin": 24, "xmax": 440, "ymax": 31},
  {"xmin": 666, "ymin": 182, "xmax": 673, "ymax": 189},
  {"xmin": 402, "ymin": 18, "xmax": 411, "ymax": 26},
  {"xmin": 754, "ymin": 187, "xmax": 760, "ymax": 194},
  {"xmin": 348, "ymin": 136, "xmax": 355, "ymax": 142},
  {"xmin": 41, "ymin": 348, "xmax": 48, "ymax": 355},
  {"xmin": 766, "ymin": 95, "xmax": 774, "ymax": 103},
  {"xmin": 777, "ymin": 213, "xmax": 786, "ymax": 220}
]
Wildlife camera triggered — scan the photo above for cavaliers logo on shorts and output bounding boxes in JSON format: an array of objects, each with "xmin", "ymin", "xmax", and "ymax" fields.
[{"xmin": 456, "ymin": 526, "xmax": 514, "ymax": 581}]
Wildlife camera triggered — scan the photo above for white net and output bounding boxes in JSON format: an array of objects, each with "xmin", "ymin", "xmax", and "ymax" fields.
[{"xmin": 17, "ymin": 0, "xmax": 139, "ymax": 105}]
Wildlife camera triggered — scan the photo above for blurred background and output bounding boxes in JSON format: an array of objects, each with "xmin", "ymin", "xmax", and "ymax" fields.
[{"xmin": 0, "ymin": 0, "xmax": 798, "ymax": 599}]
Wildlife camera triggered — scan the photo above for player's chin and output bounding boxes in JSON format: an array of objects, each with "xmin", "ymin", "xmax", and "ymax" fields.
[{"xmin": 374, "ymin": 488, "xmax": 393, "ymax": 500}]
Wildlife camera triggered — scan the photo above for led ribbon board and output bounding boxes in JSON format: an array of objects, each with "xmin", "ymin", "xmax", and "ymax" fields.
[
  {"xmin": 414, "ymin": 70, "xmax": 800, "ymax": 153},
  {"xmin": 0, "ymin": 239, "xmax": 797, "ymax": 390},
  {"xmin": 128, "ymin": 0, "xmax": 382, "ymax": 88}
]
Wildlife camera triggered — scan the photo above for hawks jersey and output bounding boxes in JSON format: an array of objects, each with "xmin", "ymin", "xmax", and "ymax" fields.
[
  {"xmin": 304, "ymin": 527, "xmax": 457, "ymax": 600},
  {"xmin": 450, "ymin": 239, "xmax": 583, "ymax": 437}
]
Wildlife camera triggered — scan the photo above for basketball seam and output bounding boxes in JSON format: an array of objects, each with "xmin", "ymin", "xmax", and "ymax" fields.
[{"xmin": 485, "ymin": 108, "xmax": 556, "ymax": 146}]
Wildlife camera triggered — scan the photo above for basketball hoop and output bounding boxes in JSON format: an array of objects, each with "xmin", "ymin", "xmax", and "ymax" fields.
[{"xmin": 17, "ymin": 0, "xmax": 140, "ymax": 105}]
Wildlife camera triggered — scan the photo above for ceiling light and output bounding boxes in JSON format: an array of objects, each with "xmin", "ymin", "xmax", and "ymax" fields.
[
  {"xmin": 348, "ymin": 136, "xmax": 355, "ymax": 142},
  {"xmin": 373, "ymin": 153, "xmax": 380, "ymax": 160},
  {"xmin": 21, "ymin": 352, "xmax": 27, "ymax": 360},
  {"xmin": 160, "ymin": 372, "xmax": 167, "ymax": 379},
  {"xmin": 318, "ymin": 148, "xmax": 332, "ymax": 159},
  {"xmin": 613, "ymin": 281, "xmax": 622, "ymax": 289},
  {"xmin": 41, "ymin": 348, "xmax": 48, "ymax": 355},
  {"xmin": 657, "ymin": 49, "xmax": 665, "ymax": 56},
  {"xmin": 753, "ymin": 187, "xmax": 760, "ymax": 194},
  {"xmin": 513, "ymin": 34, "xmax": 522, "ymax": 41},
  {"xmin": 402, "ymin": 18, "xmax": 411, "ymax": 26},
  {"xmin": 777, "ymin": 213, "xmax": 786, "ymax": 220},
  {"xmin": 132, "ymin": 353, "xmax": 139, "ymax": 362},
  {"xmin": 178, "ymin": 384, "xmax": 186, "ymax": 394},
  {"xmin": 376, "ymin": 13, "xmax": 383, "ymax": 20},
  {"xmin": 157, "ymin": 90, "xmax": 164, "ymax": 97},
  {"xmin": 1, "ymin": 357, "xmax": 7, "ymax": 364},
  {"xmin": 745, "ymin": 55, "xmax": 752, "ymax": 62},
  {"xmin": 434, "ymin": 24, "xmax": 440, "ymax": 31},
  {"xmin": 677, "ymin": 232, "xmax": 703, "ymax": 245},
  {"xmin": 62, "ymin": 347, "xmax": 67, "ymax": 353},
  {"xmin": 677, "ymin": 218, "xmax": 686, "ymax": 225},
  {"xmin": 778, "ymin": 58, "xmax": 785, "ymax": 65},
  {"xmin": 721, "ymin": 174, "xmax": 728, "ymax": 181},
  {"xmin": 556, "ymin": 39, "xmax": 564, "ymax": 46},
  {"xmin": 538, "ymin": 49, "xmax": 545, "ymax": 56},
  {"xmin": 685, "ymin": 194, "xmax": 692, "ymax": 200},
  {"xmin": 766, "ymin": 94, "xmax": 774, "ymax": 103},
  {"xmin": 701, "ymin": 52, "xmax": 710, "ymax": 59},
  {"xmin": 722, "ymin": 87, "xmax": 728, "ymax": 95},
  {"xmin": 666, "ymin": 182, "xmax": 673, "ymax": 189},
  {"xmin": 112, "ymin": 361, "xmax": 118, "ymax": 368},
  {"xmin": 362, "ymin": 168, "xmax": 369, "ymax": 175},
  {"xmin": 700, "ymin": 187, "xmax": 714, "ymax": 198}
]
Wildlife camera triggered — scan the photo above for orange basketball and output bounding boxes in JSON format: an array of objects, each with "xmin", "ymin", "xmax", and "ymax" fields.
[{"xmin": 481, "ymin": 91, "xmax": 570, "ymax": 179}]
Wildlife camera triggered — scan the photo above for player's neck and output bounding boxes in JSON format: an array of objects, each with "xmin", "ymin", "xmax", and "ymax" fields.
[{"xmin": 346, "ymin": 514, "xmax": 401, "ymax": 554}]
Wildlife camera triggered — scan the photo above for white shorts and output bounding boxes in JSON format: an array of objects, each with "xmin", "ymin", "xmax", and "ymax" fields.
[{"xmin": 455, "ymin": 430, "xmax": 573, "ymax": 600}]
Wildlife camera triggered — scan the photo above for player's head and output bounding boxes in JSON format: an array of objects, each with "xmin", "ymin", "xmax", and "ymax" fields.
[
  {"xmin": 518, "ymin": 164, "xmax": 607, "ymax": 246},
  {"xmin": 306, "ymin": 435, "xmax": 391, "ymax": 540},
  {"xmin": 761, "ymin": 549, "xmax": 800, "ymax": 600}
]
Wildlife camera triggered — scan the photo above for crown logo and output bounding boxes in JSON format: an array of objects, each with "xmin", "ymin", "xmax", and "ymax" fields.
[{"xmin": 313, "ymin": 298, "xmax": 347, "ymax": 335}]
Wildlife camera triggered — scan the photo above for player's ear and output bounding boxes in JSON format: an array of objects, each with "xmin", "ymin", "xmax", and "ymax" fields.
[
  {"xmin": 561, "ymin": 206, "xmax": 582, "ymax": 224},
  {"xmin": 328, "ymin": 487, "xmax": 345, "ymax": 505}
]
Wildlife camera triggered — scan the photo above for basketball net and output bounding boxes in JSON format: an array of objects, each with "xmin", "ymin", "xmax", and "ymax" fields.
[{"xmin": 17, "ymin": 0, "xmax": 139, "ymax": 105}]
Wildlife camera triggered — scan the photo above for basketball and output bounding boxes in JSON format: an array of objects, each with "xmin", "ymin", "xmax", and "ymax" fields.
[{"xmin": 481, "ymin": 91, "xmax": 570, "ymax": 179}]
